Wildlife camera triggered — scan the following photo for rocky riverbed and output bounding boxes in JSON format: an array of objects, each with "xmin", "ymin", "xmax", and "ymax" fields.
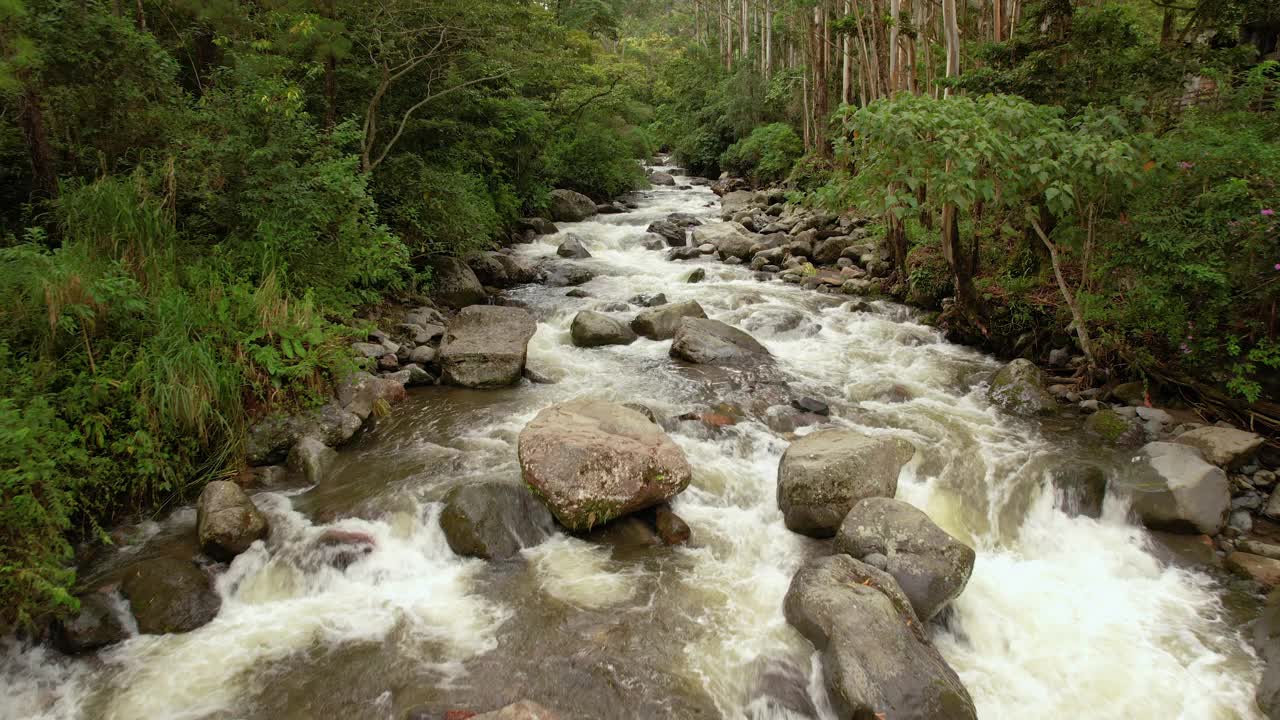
[{"xmin": 2, "ymin": 160, "xmax": 1275, "ymax": 720}]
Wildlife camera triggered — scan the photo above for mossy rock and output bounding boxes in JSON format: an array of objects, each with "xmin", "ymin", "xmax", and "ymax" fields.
[
  {"xmin": 987, "ymin": 359, "xmax": 1057, "ymax": 416},
  {"xmin": 1084, "ymin": 409, "xmax": 1143, "ymax": 448}
]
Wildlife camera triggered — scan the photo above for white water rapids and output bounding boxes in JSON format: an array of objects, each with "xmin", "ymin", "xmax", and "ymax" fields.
[{"xmin": 0, "ymin": 169, "xmax": 1263, "ymax": 719}]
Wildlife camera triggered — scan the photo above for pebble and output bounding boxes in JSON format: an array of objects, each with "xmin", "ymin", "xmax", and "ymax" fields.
[
  {"xmin": 1079, "ymin": 399, "xmax": 1101, "ymax": 412},
  {"xmin": 1232, "ymin": 494, "xmax": 1264, "ymax": 511},
  {"xmin": 1230, "ymin": 509, "xmax": 1254, "ymax": 533},
  {"xmin": 791, "ymin": 397, "xmax": 830, "ymax": 416}
]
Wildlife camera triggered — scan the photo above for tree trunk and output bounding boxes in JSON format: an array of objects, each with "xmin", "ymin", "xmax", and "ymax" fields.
[
  {"xmin": 1033, "ymin": 221, "xmax": 1096, "ymax": 368},
  {"xmin": 18, "ymin": 81, "xmax": 57, "ymax": 201},
  {"xmin": 942, "ymin": 0, "xmax": 960, "ymax": 96},
  {"xmin": 993, "ymin": 0, "xmax": 1005, "ymax": 42},
  {"xmin": 889, "ymin": 0, "xmax": 901, "ymax": 92},
  {"xmin": 941, "ymin": 203, "xmax": 980, "ymax": 319}
]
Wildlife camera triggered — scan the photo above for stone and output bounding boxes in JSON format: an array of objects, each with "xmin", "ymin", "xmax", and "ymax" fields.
[
  {"xmin": 473, "ymin": 700, "xmax": 560, "ymax": 720},
  {"xmin": 1135, "ymin": 406, "xmax": 1173, "ymax": 425},
  {"xmin": 440, "ymin": 306, "xmax": 537, "ymax": 388},
  {"xmin": 630, "ymin": 293, "xmax": 668, "ymax": 308},
  {"xmin": 1110, "ymin": 381, "xmax": 1148, "ymax": 405},
  {"xmin": 1226, "ymin": 552, "xmax": 1280, "ymax": 588},
  {"xmin": 570, "ymin": 310, "xmax": 638, "ymax": 348},
  {"xmin": 1049, "ymin": 463, "xmax": 1108, "ymax": 518},
  {"xmin": 987, "ymin": 359, "xmax": 1057, "ymax": 416},
  {"xmin": 427, "ymin": 256, "xmax": 487, "ymax": 310},
  {"xmin": 631, "ymin": 300, "xmax": 708, "ymax": 340},
  {"xmin": 540, "ymin": 261, "xmax": 595, "ymax": 287},
  {"xmin": 517, "ymin": 217, "xmax": 558, "ymax": 236},
  {"xmin": 834, "ymin": 497, "xmax": 976, "ymax": 620},
  {"xmin": 288, "ymin": 436, "xmax": 338, "ymax": 485},
  {"xmin": 692, "ymin": 222, "xmax": 757, "ymax": 260},
  {"xmin": 791, "ymin": 397, "xmax": 830, "ymax": 416},
  {"xmin": 777, "ymin": 429, "xmax": 916, "ymax": 537},
  {"xmin": 813, "ymin": 235, "xmax": 859, "ymax": 264},
  {"xmin": 653, "ymin": 503, "xmax": 691, "ymax": 545},
  {"xmin": 409, "ymin": 345, "xmax": 437, "ymax": 366},
  {"xmin": 736, "ymin": 307, "xmax": 819, "ymax": 337},
  {"xmin": 1230, "ymin": 509, "xmax": 1254, "ymax": 533},
  {"xmin": 522, "ymin": 367, "xmax": 555, "ymax": 385},
  {"xmin": 649, "ymin": 171, "xmax": 675, "ymax": 185},
  {"xmin": 556, "ymin": 235, "xmax": 592, "ymax": 259},
  {"xmin": 686, "ymin": 267, "xmax": 706, "ymax": 283},
  {"xmin": 120, "ymin": 558, "xmax": 221, "ymax": 635},
  {"xmin": 640, "ymin": 234, "xmax": 667, "ymax": 251},
  {"xmin": 404, "ymin": 363, "xmax": 436, "ymax": 386},
  {"xmin": 245, "ymin": 401, "xmax": 363, "ymax": 465},
  {"xmin": 1174, "ymin": 426, "xmax": 1265, "ymax": 470},
  {"xmin": 336, "ymin": 371, "xmax": 406, "ymax": 422},
  {"xmin": 783, "ymin": 555, "xmax": 977, "ymax": 720},
  {"xmin": 196, "ymin": 481, "xmax": 268, "ymax": 560},
  {"xmin": 1084, "ymin": 409, "xmax": 1144, "ymax": 447},
  {"xmin": 351, "ymin": 341, "xmax": 386, "ymax": 359},
  {"xmin": 646, "ymin": 219, "xmax": 687, "ymax": 247},
  {"xmin": 439, "ymin": 482, "xmax": 557, "ymax": 560},
  {"xmin": 666, "ymin": 245, "xmax": 702, "ymax": 261},
  {"xmin": 518, "ymin": 400, "xmax": 693, "ymax": 531},
  {"xmin": 1253, "ymin": 591, "xmax": 1280, "ymax": 717},
  {"xmin": 670, "ymin": 317, "xmax": 771, "ymax": 365},
  {"xmin": 1124, "ymin": 442, "xmax": 1231, "ymax": 535},
  {"xmin": 377, "ymin": 353, "xmax": 399, "ymax": 371},
  {"xmin": 53, "ymin": 592, "xmax": 131, "ymax": 653},
  {"xmin": 548, "ymin": 189, "xmax": 596, "ymax": 222},
  {"xmin": 719, "ymin": 190, "xmax": 756, "ymax": 219}
]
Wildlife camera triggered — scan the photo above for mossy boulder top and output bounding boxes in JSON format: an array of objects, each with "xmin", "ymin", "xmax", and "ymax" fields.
[
  {"xmin": 517, "ymin": 400, "xmax": 692, "ymax": 531},
  {"xmin": 987, "ymin": 358, "xmax": 1057, "ymax": 416}
]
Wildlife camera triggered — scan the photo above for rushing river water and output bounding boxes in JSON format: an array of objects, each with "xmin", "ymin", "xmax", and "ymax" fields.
[{"xmin": 0, "ymin": 168, "xmax": 1266, "ymax": 720}]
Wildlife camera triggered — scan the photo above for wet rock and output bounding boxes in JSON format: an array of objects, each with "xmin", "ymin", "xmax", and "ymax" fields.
[
  {"xmin": 1124, "ymin": 442, "xmax": 1230, "ymax": 535},
  {"xmin": 1084, "ymin": 409, "xmax": 1144, "ymax": 447},
  {"xmin": 1253, "ymin": 591, "xmax": 1280, "ymax": 717},
  {"xmin": 640, "ymin": 234, "xmax": 667, "ymax": 251},
  {"xmin": 763, "ymin": 405, "xmax": 827, "ymax": 434},
  {"xmin": 670, "ymin": 318, "xmax": 771, "ymax": 365},
  {"xmin": 596, "ymin": 202, "xmax": 626, "ymax": 214},
  {"xmin": 720, "ymin": 190, "xmax": 756, "ymax": 219},
  {"xmin": 556, "ymin": 235, "xmax": 592, "ymax": 259},
  {"xmin": 686, "ymin": 267, "xmax": 706, "ymax": 283},
  {"xmin": 245, "ymin": 400, "xmax": 364, "ymax": 465},
  {"xmin": 1174, "ymin": 426, "xmax": 1265, "ymax": 470},
  {"xmin": 812, "ymin": 236, "xmax": 859, "ymax": 264},
  {"xmin": 631, "ymin": 300, "xmax": 707, "ymax": 340},
  {"xmin": 439, "ymin": 482, "xmax": 557, "ymax": 560},
  {"xmin": 121, "ymin": 557, "xmax": 221, "ymax": 635},
  {"xmin": 539, "ymin": 261, "xmax": 595, "ymax": 287},
  {"xmin": 404, "ymin": 363, "xmax": 436, "ymax": 386},
  {"xmin": 548, "ymin": 189, "xmax": 596, "ymax": 222},
  {"xmin": 337, "ymin": 371, "xmax": 406, "ymax": 421},
  {"xmin": 522, "ymin": 367, "xmax": 556, "ymax": 385},
  {"xmin": 987, "ymin": 359, "xmax": 1058, "ymax": 416},
  {"xmin": 777, "ymin": 429, "xmax": 915, "ymax": 537},
  {"xmin": 666, "ymin": 245, "xmax": 702, "ymax": 261},
  {"xmin": 491, "ymin": 253, "xmax": 541, "ymax": 285},
  {"xmin": 1227, "ymin": 552, "xmax": 1280, "ymax": 588},
  {"xmin": 409, "ymin": 345, "xmax": 437, "ymax": 366},
  {"xmin": 736, "ymin": 307, "xmax": 819, "ymax": 337},
  {"xmin": 465, "ymin": 252, "xmax": 514, "ymax": 288},
  {"xmin": 623, "ymin": 403, "xmax": 660, "ymax": 424},
  {"xmin": 440, "ymin": 306, "xmax": 538, "ymax": 388},
  {"xmin": 53, "ymin": 592, "xmax": 131, "ymax": 653},
  {"xmin": 692, "ymin": 222, "xmax": 756, "ymax": 260},
  {"xmin": 629, "ymin": 293, "xmax": 668, "ymax": 308},
  {"xmin": 1146, "ymin": 531, "xmax": 1220, "ymax": 569},
  {"xmin": 247, "ymin": 464, "xmax": 291, "ymax": 489},
  {"xmin": 784, "ymin": 555, "xmax": 977, "ymax": 720},
  {"xmin": 1048, "ymin": 463, "xmax": 1108, "ymax": 518},
  {"xmin": 517, "ymin": 217, "xmax": 558, "ymax": 236},
  {"xmin": 653, "ymin": 503, "xmax": 691, "ymax": 545},
  {"xmin": 352, "ymin": 341, "xmax": 387, "ymax": 359},
  {"xmin": 197, "ymin": 481, "xmax": 268, "ymax": 560},
  {"xmin": 288, "ymin": 436, "xmax": 338, "ymax": 484},
  {"xmin": 646, "ymin": 219, "xmax": 687, "ymax": 247},
  {"xmin": 834, "ymin": 498, "xmax": 975, "ymax": 620},
  {"xmin": 570, "ymin": 310, "xmax": 638, "ymax": 348},
  {"xmin": 1109, "ymin": 381, "xmax": 1148, "ymax": 405},
  {"xmin": 667, "ymin": 212, "xmax": 703, "ymax": 228},
  {"xmin": 791, "ymin": 397, "xmax": 829, "ymax": 416},
  {"xmin": 518, "ymin": 400, "xmax": 693, "ymax": 531},
  {"xmin": 473, "ymin": 700, "xmax": 559, "ymax": 720},
  {"xmin": 565, "ymin": 288, "xmax": 590, "ymax": 298},
  {"xmin": 648, "ymin": 171, "xmax": 675, "ymax": 186},
  {"xmin": 428, "ymin": 256, "xmax": 487, "ymax": 310}
]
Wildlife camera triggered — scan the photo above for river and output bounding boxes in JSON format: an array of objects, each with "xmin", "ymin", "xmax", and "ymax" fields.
[{"xmin": 0, "ymin": 166, "xmax": 1264, "ymax": 720}]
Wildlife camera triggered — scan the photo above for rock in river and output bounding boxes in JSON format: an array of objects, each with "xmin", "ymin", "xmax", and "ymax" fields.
[
  {"xmin": 1253, "ymin": 591, "xmax": 1280, "ymax": 718},
  {"xmin": 1124, "ymin": 441, "xmax": 1230, "ymax": 535},
  {"xmin": 197, "ymin": 480, "xmax": 269, "ymax": 560},
  {"xmin": 439, "ymin": 482, "xmax": 557, "ymax": 560},
  {"xmin": 53, "ymin": 592, "xmax": 131, "ymax": 653},
  {"xmin": 556, "ymin": 234, "xmax": 592, "ymax": 259},
  {"xmin": 427, "ymin": 256, "xmax": 487, "ymax": 310},
  {"xmin": 987, "ymin": 358, "xmax": 1057, "ymax": 416},
  {"xmin": 120, "ymin": 557, "xmax": 221, "ymax": 635},
  {"xmin": 692, "ymin": 221, "xmax": 756, "ymax": 260},
  {"xmin": 440, "ymin": 306, "xmax": 538, "ymax": 388},
  {"xmin": 784, "ymin": 555, "xmax": 977, "ymax": 720},
  {"xmin": 834, "ymin": 497, "xmax": 975, "ymax": 620},
  {"xmin": 570, "ymin": 310, "xmax": 637, "ymax": 348},
  {"xmin": 670, "ymin": 317, "xmax": 770, "ymax": 365},
  {"xmin": 548, "ymin": 189, "xmax": 596, "ymax": 222},
  {"xmin": 1174, "ymin": 426, "xmax": 1265, "ymax": 470},
  {"xmin": 777, "ymin": 429, "xmax": 915, "ymax": 537},
  {"xmin": 518, "ymin": 400, "xmax": 693, "ymax": 531},
  {"xmin": 630, "ymin": 300, "xmax": 707, "ymax": 340}
]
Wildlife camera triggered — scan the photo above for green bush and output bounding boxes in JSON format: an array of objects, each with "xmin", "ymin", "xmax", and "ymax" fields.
[
  {"xmin": 720, "ymin": 123, "xmax": 803, "ymax": 185},
  {"xmin": 543, "ymin": 119, "xmax": 645, "ymax": 200}
]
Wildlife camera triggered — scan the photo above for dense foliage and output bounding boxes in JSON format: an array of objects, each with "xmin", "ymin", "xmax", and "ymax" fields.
[{"xmin": 0, "ymin": 0, "xmax": 651, "ymax": 629}]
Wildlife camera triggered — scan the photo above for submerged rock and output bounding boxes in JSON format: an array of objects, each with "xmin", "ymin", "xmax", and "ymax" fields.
[
  {"xmin": 987, "ymin": 359, "xmax": 1057, "ymax": 416},
  {"xmin": 1124, "ymin": 442, "xmax": 1230, "ymax": 535},
  {"xmin": 1254, "ymin": 592, "xmax": 1280, "ymax": 718},
  {"xmin": 669, "ymin": 317, "xmax": 771, "ymax": 365},
  {"xmin": 1049, "ymin": 463, "xmax": 1108, "ymax": 518},
  {"xmin": 197, "ymin": 481, "xmax": 269, "ymax": 560},
  {"xmin": 1174, "ymin": 426, "xmax": 1265, "ymax": 470},
  {"xmin": 120, "ymin": 557, "xmax": 221, "ymax": 635},
  {"xmin": 833, "ymin": 498, "xmax": 975, "ymax": 620},
  {"xmin": 631, "ymin": 300, "xmax": 707, "ymax": 340},
  {"xmin": 777, "ymin": 429, "xmax": 915, "ymax": 537},
  {"xmin": 653, "ymin": 503, "xmax": 691, "ymax": 545},
  {"xmin": 784, "ymin": 555, "xmax": 977, "ymax": 720},
  {"xmin": 439, "ymin": 482, "xmax": 557, "ymax": 560},
  {"xmin": 440, "ymin": 306, "xmax": 538, "ymax": 388},
  {"xmin": 548, "ymin": 189, "xmax": 596, "ymax": 222},
  {"xmin": 518, "ymin": 400, "xmax": 693, "ymax": 530},
  {"xmin": 288, "ymin": 435, "xmax": 338, "ymax": 485},
  {"xmin": 570, "ymin": 310, "xmax": 637, "ymax": 348}
]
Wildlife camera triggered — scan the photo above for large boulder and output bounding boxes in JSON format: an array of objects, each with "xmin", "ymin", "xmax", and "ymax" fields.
[
  {"xmin": 720, "ymin": 190, "xmax": 756, "ymax": 219},
  {"xmin": 52, "ymin": 592, "xmax": 131, "ymax": 653},
  {"xmin": 630, "ymin": 300, "xmax": 707, "ymax": 340},
  {"xmin": 784, "ymin": 555, "xmax": 978, "ymax": 720},
  {"xmin": 556, "ymin": 235, "xmax": 592, "ymax": 259},
  {"xmin": 440, "ymin": 306, "xmax": 538, "ymax": 388},
  {"xmin": 245, "ymin": 400, "xmax": 362, "ymax": 465},
  {"xmin": 548, "ymin": 189, "xmax": 597, "ymax": 222},
  {"xmin": 692, "ymin": 222, "xmax": 756, "ymax": 260},
  {"xmin": 1123, "ymin": 442, "xmax": 1230, "ymax": 535},
  {"xmin": 813, "ymin": 235, "xmax": 860, "ymax": 264},
  {"xmin": 670, "ymin": 317, "xmax": 771, "ymax": 365},
  {"xmin": 120, "ymin": 557, "xmax": 221, "ymax": 635},
  {"xmin": 517, "ymin": 217, "xmax": 558, "ymax": 236},
  {"xmin": 646, "ymin": 219, "xmax": 687, "ymax": 247},
  {"xmin": 466, "ymin": 251, "xmax": 512, "ymax": 288},
  {"xmin": 439, "ymin": 482, "xmax": 557, "ymax": 560},
  {"xmin": 777, "ymin": 430, "xmax": 915, "ymax": 537},
  {"xmin": 1174, "ymin": 426, "xmax": 1265, "ymax": 470},
  {"xmin": 987, "ymin": 359, "xmax": 1057, "ymax": 416},
  {"xmin": 1254, "ymin": 591, "xmax": 1280, "ymax": 718},
  {"xmin": 518, "ymin": 400, "xmax": 693, "ymax": 530},
  {"xmin": 427, "ymin": 256, "xmax": 487, "ymax": 310},
  {"xmin": 196, "ymin": 481, "xmax": 269, "ymax": 560},
  {"xmin": 649, "ymin": 171, "xmax": 675, "ymax": 186},
  {"xmin": 571, "ymin": 310, "xmax": 637, "ymax": 348},
  {"xmin": 834, "ymin": 498, "xmax": 975, "ymax": 620}
]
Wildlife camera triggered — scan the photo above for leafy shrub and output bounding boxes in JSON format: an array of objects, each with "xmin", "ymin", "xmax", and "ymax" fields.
[
  {"xmin": 543, "ymin": 119, "xmax": 645, "ymax": 200},
  {"xmin": 720, "ymin": 123, "xmax": 803, "ymax": 184}
]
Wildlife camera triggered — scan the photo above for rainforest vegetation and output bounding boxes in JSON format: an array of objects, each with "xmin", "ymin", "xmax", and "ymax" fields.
[{"xmin": 1, "ymin": 0, "xmax": 1277, "ymax": 631}]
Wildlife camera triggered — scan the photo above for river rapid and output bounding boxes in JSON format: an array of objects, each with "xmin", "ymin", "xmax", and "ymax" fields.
[{"xmin": 0, "ymin": 168, "xmax": 1265, "ymax": 720}]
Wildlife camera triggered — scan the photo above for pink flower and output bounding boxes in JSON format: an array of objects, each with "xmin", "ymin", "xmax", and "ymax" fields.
[
  {"xmin": 1178, "ymin": 161, "xmax": 1194, "ymax": 170},
  {"xmin": 1275, "ymin": 263, "xmax": 1280, "ymax": 271},
  {"xmin": 1264, "ymin": 209, "xmax": 1276, "ymax": 216}
]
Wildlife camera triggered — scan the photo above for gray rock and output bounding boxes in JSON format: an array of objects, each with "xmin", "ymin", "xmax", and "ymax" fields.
[
  {"xmin": 548, "ymin": 189, "xmax": 596, "ymax": 222},
  {"xmin": 196, "ymin": 481, "xmax": 268, "ymax": 560},
  {"xmin": 1049, "ymin": 463, "xmax": 1108, "ymax": 518},
  {"xmin": 427, "ymin": 256, "xmax": 487, "ymax": 310},
  {"xmin": 288, "ymin": 436, "xmax": 338, "ymax": 485},
  {"xmin": 409, "ymin": 345, "xmax": 437, "ymax": 366},
  {"xmin": 53, "ymin": 592, "xmax": 131, "ymax": 653},
  {"xmin": 777, "ymin": 429, "xmax": 915, "ymax": 537},
  {"xmin": 719, "ymin": 190, "xmax": 756, "ymax": 219},
  {"xmin": 670, "ymin": 318, "xmax": 771, "ymax": 365},
  {"xmin": 336, "ymin": 371, "xmax": 406, "ymax": 422},
  {"xmin": 439, "ymin": 482, "xmax": 557, "ymax": 560},
  {"xmin": 120, "ymin": 558, "xmax": 220, "ymax": 635},
  {"xmin": 403, "ymin": 363, "xmax": 436, "ymax": 386},
  {"xmin": 783, "ymin": 555, "xmax": 977, "ymax": 720},
  {"xmin": 649, "ymin": 171, "xmax": 675, "ymax": 185},
  {"xmin": 570, "ymin": 310, "xmax": 638, "ymax": 348},
  {"xmin": 556, "ymin": 235, "xmax": 592, "ymax": 259},
  {"xmin": 1253, "ymin": 592, "xmax": 1280, "ymax": 717},
  {"xmin": 1230, "ymin": 509, "xmax": 1254, "ymax": 533},
  {"xmin": 646, "ymin": 219, "xmax": 687, "ymax": 247},
  {"xmin": 351, "ymin": 341, "xmax": 386, "ymax": 359},
  {"xmin": 667, "ymin": 245, "xmax": 702, "ymax": 261},
  {"xmin": 736, "ymin": 307, "xmax": 819, "ymax": 337},
  {"xmin": 834, "ymin": 497, "xmax": 975, "ymax": 620},
  {"xmin": 987, "ymin": 359, "xmax": 1057, "ymax": 416},
  {"xmin": 631, "ymin": 300, "xmax": 708, "ymax": 340},
  {"xmin": 245, "ymin": 401, "xmax": 363, "ymax": 465},
  {"xmin": 539, "ymin": 260, "xmax": 595, "ymax": 287},
  {"xmin": 630, "ymin": 293, "xmax": 668, "ymax": 308},
  {"xmin": 1124, "ymin": 442, "xmax": 1231, "ymax": 535},
  {"xmin": 640, "ymin": 234, "xmax": 667, "ymax": 250},
  {"xmin": 440, "ymin": 306, "xmax": 537, "ymax": 388},
  {"xmin": 405, "ymin": 307, "xmax": 446, "ymax": 328},
  {"xmin": 1174, "ymin": 426, "xmax": 1266, "ymax": 470},
  {"xmin": 517, "ymin": 217, "xmax": 558, "ymax": 236},
  {"xmin": 791, "ymin": 397, "xmax": 830, "ymax": 416},
  {"xmin": 692, "ymin": 222, "xmax": 757, "ymax": 260},
  {"xmin": 518, "ymin": 400, "xmax": 693, "ymax": 531},
  {"xmin": 686, "ymin": 267, "xmax": 706, "ymax": 283}
]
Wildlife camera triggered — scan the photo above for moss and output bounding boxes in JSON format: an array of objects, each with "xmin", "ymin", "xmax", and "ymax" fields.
[{"xmin": 1085, "ymin": 409, "xmax": 1132, "ymax": 444}]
